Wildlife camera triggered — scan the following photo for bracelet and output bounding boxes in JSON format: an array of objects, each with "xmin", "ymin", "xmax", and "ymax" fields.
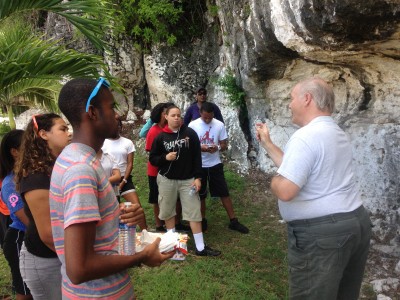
[{"xmin": 122, "ymin": 178, "xmax": 128, "ymax": 183}]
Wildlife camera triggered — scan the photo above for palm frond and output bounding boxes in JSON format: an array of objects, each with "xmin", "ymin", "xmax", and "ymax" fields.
[
  {"xmin": 0, "ymin": 24, "xmax": 121, "ymax": 84},
  {"xmin": 1, "ymin": 77, "xmax": 60, "ymax": 112},
  {"xmin": 0, "ymin": 0, "xmax": 114, "ymax": 50},
  {"xmin": 0, "ymin": 25, "xmax": 124, "ymax": 111}
]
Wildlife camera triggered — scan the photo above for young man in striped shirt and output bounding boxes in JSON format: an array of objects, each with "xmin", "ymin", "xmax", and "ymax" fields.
[{"xmin": 50, "ymin": 78, "xmax": 173, "ymax": 299}]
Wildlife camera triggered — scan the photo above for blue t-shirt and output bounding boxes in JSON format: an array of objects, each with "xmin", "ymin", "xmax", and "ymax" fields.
[
  {"xmin": 139, "ymin": 118, "xmax": 154, "ymax": 138},
  {"xmin": 1, "ymin": 173, "xmax": 26, "ymax": 231}
]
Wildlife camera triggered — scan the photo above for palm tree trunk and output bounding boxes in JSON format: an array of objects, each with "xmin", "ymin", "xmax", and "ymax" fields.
[{"xmin": 6, "ymin": 105, "xmax": 16, "ymax": 130}]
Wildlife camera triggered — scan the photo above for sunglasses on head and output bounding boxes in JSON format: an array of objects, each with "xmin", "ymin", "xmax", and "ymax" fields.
[{"xmin": 85, "ymin": 77, "xmax": 111, "ymax": 112}]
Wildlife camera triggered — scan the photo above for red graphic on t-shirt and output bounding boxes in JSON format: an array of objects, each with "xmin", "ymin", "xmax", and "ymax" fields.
[{"xmin": 200, "ymin": 126, "xmax": 214, "ymax": 145}]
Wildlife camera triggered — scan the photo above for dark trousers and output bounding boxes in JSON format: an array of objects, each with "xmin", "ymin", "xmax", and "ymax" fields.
[
  {"xmin": 0, "ymin": 212, "xmax": 11, "ymax": 249},
  {"xmin": 3, "ymin": 228, "xmax": 31, "ymax": 295},
  {"xmin": 287, "ymin": 205, "xmax": 371, "ymax": 300}
]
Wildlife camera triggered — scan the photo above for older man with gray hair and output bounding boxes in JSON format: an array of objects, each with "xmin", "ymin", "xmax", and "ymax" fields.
[{"xmin": 256, "ymin": 78, "xmax": 371, "ymax": 300}]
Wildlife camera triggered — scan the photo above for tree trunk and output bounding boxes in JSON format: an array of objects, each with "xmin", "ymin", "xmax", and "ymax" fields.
[{"xmin": 6, "ymin": 105, "xmax": 16, "ymax": 130}]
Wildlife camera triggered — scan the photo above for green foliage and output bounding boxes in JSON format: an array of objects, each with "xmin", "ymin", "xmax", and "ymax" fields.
[
  {"xmin": 0, "ymin": 19, "xmax": 120, "ymax": 128},
  {"xmin": 121, "ymin": 0, "xmax": 182, "ymax": 47},
  {"xmin": 208, "ymin": 4, "xmax": 219, "ymax": 17},
  {"xmin": 0, "ymin": 120, "xmax": 10, "ymax": 135},
  {"xmin": 0, "ymin": 0, "xmax": 123, "ymax": 129},
  {"xmin": 0, "ymin": 13, "xmax": 122, "ymax": 128},
  {"xmin": 115, "ymin": 0, "xmax": 207, "ymax": 50},
  {"xmin": 215, "ymin": 69, "xmax": 246, "ymax": 108},
  {"xmin": 361, "ymin": 284, "xmax": 378, "ymax": 299},
  {"xmin": 0, "ymin": 0, "xmax": 115, "ymax": 51},
  {"xmin": 243, "ymin": 4, "xmax": 251, "ymax": 19}
]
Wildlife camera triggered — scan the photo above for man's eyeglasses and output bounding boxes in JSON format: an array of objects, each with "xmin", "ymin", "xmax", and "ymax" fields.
[
  {"xmin": 85, "ymin": 77, "xmax": 110, "ymax": 112},
  {"xmin": 197, "ymin": 92, "xmax": 207, "ymax": 96}
]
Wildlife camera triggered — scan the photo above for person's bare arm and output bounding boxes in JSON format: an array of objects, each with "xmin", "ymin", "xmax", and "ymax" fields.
[
  {"xmin": 109, "ymin": 168, "xmax": 121, "ymax": 185},
  {"xmin": 255, "ymin": 123, "xmax": 284, "ymax": 167},
  {"xmin": 119, "ymin": 152, "xmax": 134, "ymax": 190},
  {"xmin": 25, "ymin": 189, "xmax": 55, "ymax": 251},
  {"xmin": 270, "ymin": 175, "xmax": 300, "ymax": 202},
  {"xmin": 64, "ymin": 221, "xmax": 174, "ymax": 285},
  {"xmin": 15, "ymin": 207, "xmax": 30, "ymax": 227},
  {"xmin": 125, "ymin": 152, "xmax": 134, "ymax": 179}
]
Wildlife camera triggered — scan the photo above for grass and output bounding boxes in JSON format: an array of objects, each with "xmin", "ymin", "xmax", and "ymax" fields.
[
  {"xmin": 131, "ymin": 143, "xmax": 288, "ymax": 299},
  {"xmin": 0, "ymin": 142, "xmax": 289, "ymax": 300},
  {"xmin": 0, "ymin": 251, "xmax": 11, "ymax": 298}
]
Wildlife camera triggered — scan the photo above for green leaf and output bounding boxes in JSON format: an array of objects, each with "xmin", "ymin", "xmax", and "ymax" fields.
[
  {"xmin": 0, "ymin": 0, "xmax": 115, "ymax": 51},
  {"xmin": 0, "ymin": 23, "xmax": 123, "ymax": 113}
]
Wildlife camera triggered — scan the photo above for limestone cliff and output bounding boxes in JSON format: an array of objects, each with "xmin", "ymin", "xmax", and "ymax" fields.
[{"xmin": 136, "ymin": 0, "xmax": 400, "ymax": 251}]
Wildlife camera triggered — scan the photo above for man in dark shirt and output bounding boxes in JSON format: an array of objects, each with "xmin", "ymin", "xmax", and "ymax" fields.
[{"xmin": 183, "ymin": 87, "xmax": 224, "ymax": 125}]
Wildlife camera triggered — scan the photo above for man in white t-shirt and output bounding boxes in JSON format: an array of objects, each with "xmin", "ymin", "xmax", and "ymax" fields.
[
  {"xmin": 189, "ymin": 102, "xmax": 249, "ymax": 234},
  {"xmin": 255, "ymin": 78, "xmax": 371, "ymax": 300}
]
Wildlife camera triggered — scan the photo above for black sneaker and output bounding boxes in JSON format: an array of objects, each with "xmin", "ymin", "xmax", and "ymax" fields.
[
  {"xmin": 229, "ymin": 218, "xmax": 249, "ymax": 234},
  {"xmin": 175, "ymin": 222, "xmax": 191, "ymax": 232},
  {"xmin": 202, "ymin": 218, "xmax": 208, "ymax": 232},
  {"xmin": 195, "ymin": 245, "xmax": 221, "ymax": 257},
  {"xmin": 156, "ymin": 225, "xmax": 167, "ymax": 232}
]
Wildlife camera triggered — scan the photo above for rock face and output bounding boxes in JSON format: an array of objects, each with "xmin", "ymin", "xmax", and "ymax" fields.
[{"xmin": 137, "ymin": 0, "xmax": 400, "ymax": 248}]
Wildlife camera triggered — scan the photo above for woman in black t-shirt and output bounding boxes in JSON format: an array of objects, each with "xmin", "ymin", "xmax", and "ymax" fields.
[{"xmin": 14, "ymin": 113, "xmax": 71, "ymax": 300}]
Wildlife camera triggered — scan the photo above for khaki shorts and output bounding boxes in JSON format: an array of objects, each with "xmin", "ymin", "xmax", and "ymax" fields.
[{"xmin": 156, "ymin": 174, "xmax": 202, "ymax": 222}]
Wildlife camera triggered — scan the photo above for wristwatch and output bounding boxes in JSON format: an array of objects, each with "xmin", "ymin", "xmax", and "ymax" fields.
[{"xmin": 122, "ymin": 178, "xmax": 128, "ymax": 183}]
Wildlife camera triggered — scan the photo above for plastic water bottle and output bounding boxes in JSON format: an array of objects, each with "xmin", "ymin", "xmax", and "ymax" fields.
[
  {"xmin": 118, "ymin": 202, "xmax": 136, "ymax": 255},
  {"xmin": 189, "ymin": 186, "xmax": 196, "ymax": 196}
]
